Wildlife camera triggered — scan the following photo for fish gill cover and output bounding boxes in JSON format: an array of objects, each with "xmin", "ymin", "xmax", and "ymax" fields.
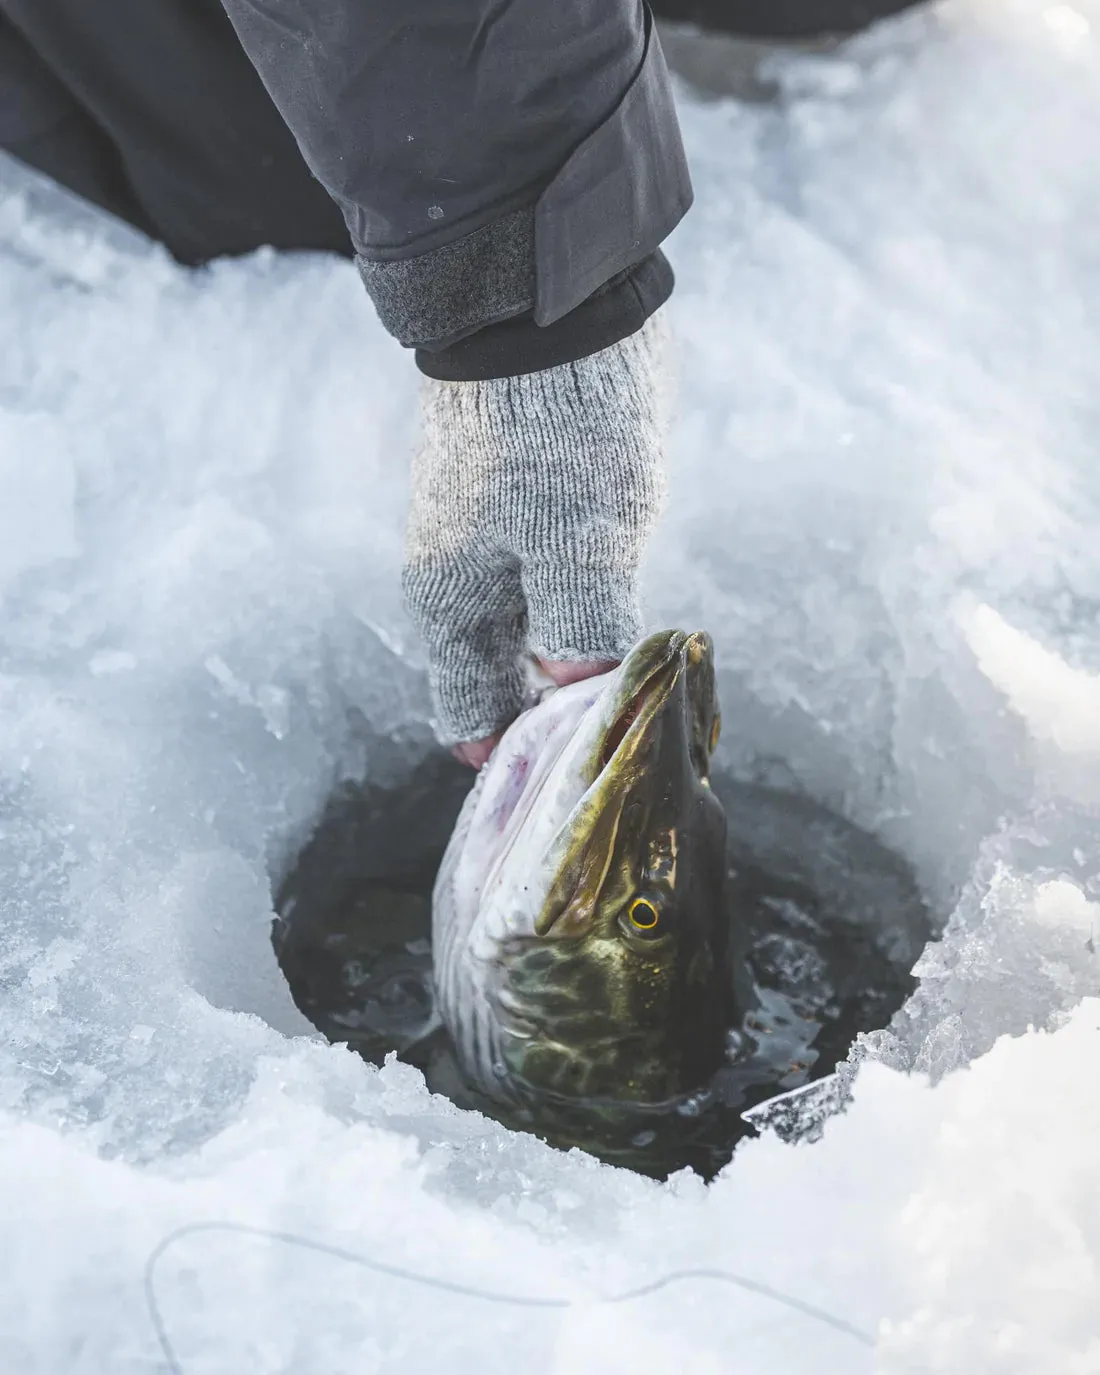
[{"xmin": 1, "ymin": 1, "xmax": 1099, "ymax": 1370}]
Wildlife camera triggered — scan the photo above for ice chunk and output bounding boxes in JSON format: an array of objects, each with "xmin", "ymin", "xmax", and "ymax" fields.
[{"xmin": 961, "ymin": 601, "xmax": 1100, "ymax": 757}]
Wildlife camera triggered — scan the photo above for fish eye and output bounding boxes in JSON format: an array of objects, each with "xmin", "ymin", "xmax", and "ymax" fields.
[{"xmin": 625, "ymin": 897, "xmax": 661, "ymax": 935}]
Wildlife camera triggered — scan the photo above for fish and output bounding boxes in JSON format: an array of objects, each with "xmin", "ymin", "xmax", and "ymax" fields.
[{"xmin": 432, "ymin": 629, "xmax": 737, "ymax": 1109}]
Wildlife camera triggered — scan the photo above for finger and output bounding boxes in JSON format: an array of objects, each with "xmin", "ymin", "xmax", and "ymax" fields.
[
  {"xmin": 451, "ymin": 662, "xmax": 620, "ymax": 769},
  {"xmin": 451, "ymin": 734, "xmax": 502, "ymax": 770},
  {"xmin": 536, "ymin": 657, "xmax": 619, "ymax": 688}
]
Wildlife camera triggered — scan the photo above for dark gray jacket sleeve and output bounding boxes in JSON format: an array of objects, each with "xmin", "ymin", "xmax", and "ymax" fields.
[{"xmin": 218, "ymin": 0, "xmax": 691, "ymax": 354}]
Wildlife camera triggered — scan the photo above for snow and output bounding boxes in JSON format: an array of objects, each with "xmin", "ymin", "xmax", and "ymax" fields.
[{"xmin": 2, "ymin": 0, "xmax": 1100, "ymax": 1369}]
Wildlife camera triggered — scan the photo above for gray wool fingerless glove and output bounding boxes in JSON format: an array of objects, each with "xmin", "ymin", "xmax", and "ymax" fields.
[{"xmin": 403, "ymin": 310, "xmax": 670, "ymax": 747}]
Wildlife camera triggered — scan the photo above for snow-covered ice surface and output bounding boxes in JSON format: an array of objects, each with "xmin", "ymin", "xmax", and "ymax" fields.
[{"xmin": 2, "ymin": 0, "xmax": 1100, "ymax": 1369}]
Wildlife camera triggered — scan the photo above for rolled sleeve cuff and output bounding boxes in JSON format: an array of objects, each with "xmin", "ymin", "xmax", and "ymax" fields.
[{"xmin": 414, "ymin": 250, "xmax": 674, "ymax": 382}]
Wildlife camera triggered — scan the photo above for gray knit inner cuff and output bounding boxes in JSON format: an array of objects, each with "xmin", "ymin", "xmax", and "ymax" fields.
[{"xmin": 355, "ymin": 207, "xmax": 535, "ymax": 351}]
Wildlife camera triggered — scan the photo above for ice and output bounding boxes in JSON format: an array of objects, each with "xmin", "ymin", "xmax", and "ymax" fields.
[
  {"xmin": 0, "ymin": 412, "xmax": 79, "ymax": 591},
  {"xmin": 877, "ymin": 1000, "xmax": 1100, "ymax": 1374},
  {"xmin": 2, "ymin": 1, "xmax": 1100, "ymax": 1369}
]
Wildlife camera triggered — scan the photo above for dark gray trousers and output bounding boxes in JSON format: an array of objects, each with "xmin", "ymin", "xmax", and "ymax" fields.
[{"xmin": 0, "ymin": 0, "xmax": 349, "ymax": 264}]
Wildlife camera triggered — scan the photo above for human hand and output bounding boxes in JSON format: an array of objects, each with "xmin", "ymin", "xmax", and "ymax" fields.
[{"xmin": 402, "ymin": 313, "xmax": 669, "ymax": 766}]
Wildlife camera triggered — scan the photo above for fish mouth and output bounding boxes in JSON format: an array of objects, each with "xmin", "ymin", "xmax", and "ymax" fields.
[
  {"xmin": 535, "ymin": 630, "xmax": 716, "ymax": 938},
  {"xmin": 596, "ymin": 630, "xmax": 711, "ymax": 776}
]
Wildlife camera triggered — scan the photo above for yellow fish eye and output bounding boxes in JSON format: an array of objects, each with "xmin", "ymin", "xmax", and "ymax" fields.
[{"xmin": 628, "ymin": 897, "xmax": 660, "ymax": 931}]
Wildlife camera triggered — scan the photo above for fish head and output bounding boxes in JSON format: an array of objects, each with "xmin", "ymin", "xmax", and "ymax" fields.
[{"xmin": 434, "ymin": 630, "xmax": 735, "ymax": 1106}]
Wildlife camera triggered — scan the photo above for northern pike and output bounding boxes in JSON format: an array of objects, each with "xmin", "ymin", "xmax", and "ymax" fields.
[{"xmin": 433, "ymin": 630, "xmax": 736, "ymax": 1108}]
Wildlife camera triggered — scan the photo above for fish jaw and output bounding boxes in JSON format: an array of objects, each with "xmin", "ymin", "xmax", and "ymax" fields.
[
  {"xmin": 440, "ymin": 631, "xmax": 698, "ymax": 950},
  {"xmin": 534, "ymin": 630, "xmax": 718, "ymax": 939}
]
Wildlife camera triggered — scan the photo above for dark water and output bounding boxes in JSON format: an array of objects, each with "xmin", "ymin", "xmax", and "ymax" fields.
[{"xmin": 273, "ymin": 751, "xmax": 932, "ymax": 1179}]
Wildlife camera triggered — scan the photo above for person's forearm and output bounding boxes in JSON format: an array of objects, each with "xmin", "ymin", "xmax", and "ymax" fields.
[{"xmin": 218, "ymin": 0, "xmax": 691, "ymax": 375}]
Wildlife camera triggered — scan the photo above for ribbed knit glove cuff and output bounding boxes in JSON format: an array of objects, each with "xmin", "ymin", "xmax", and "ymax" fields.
[{"xmin": 402, "ymin": 311, "xmax": 669, "ymax": 746}]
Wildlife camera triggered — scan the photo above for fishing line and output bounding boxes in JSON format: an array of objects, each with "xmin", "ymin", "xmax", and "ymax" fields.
[{"xmin": 145, "ymin": 1220, "xmax": 875, "ymax": 1373}]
